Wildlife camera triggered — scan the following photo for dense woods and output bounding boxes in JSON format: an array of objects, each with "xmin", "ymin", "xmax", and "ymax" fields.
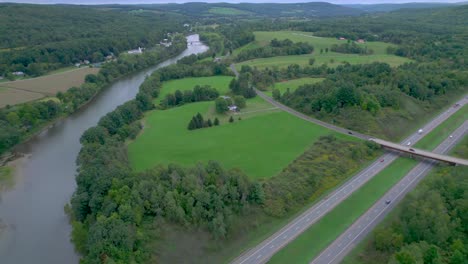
[
  {"xmin": 0, "ymin": 4, "xmax": 186, "ymax": 77},
  {"xmin": 161, "ymin": 85, "xmax": 220, "ymax": 108}
]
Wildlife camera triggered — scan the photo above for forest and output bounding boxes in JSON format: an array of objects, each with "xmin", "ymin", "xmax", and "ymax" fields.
[{"xmin": 0, "ymin": 4, "xmax": 186, "ymax": 77}]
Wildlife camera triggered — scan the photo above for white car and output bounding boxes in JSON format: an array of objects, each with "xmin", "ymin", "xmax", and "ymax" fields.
[
  {"xmin": 406, "ymin": 142, "xmax": 411, "ymax": 146},
  {"xmin": 449, "ymin": 135, "xmax": 453, "ymax": 139},
  {"xmin": 418, "ymin": 129, "xmax": 423, "ymax": 134}
]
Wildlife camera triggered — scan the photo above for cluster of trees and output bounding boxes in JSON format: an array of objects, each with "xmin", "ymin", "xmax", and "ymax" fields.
[
  {"xmin": 199, "ymin": 25, "xmax": 255, "ymax": 56},
  {"xmin": 187, "ymin": 113, "xmax": 219, "ymax": 130},
  {"xmin": 158, "ymin": 60, "xmax": 232, "ymax": 82},
  {"xmin": 0, "ymin": 36, "xmax": 187, "ymax": 156},
  {"xmin": 0, "ymin": 4, "xmax": 187, "ymax": 77},
  {"xmin": 70, "ymin": 49, "xmax": 267, "ymax": 262},
  {"xmin": 229, "ymin": 73, "xmax": 257, "ymax": 98},
  {"xmin": 161, "ymin": 85, "xmax": 220, "ymax": 108},
  {"xmin": 235, "ymin": 38, "xmax": 313, "ymax": 62},
  {"xmin": 356, "ymin": 165, "xmax": 468, "ymax": 264},
  {"xmin": 330, "ymin": 42, "xmax": 373, "ymax": 55},
  {"xmin": 262, "ymin": 135, "xmax": 380, "ymax": 216},
  {"xmin": 215, "ymin": 95, "xmax": 246, "ymax": 114}
]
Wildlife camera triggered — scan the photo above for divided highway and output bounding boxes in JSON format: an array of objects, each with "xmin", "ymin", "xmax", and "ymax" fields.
[
  {"xmin": 229, "ymin": 63, "xmax": 468, "ymax": 264},
  {"xmin": 311, "ymin": 120, "xmax": 468, "ymax": 264}
]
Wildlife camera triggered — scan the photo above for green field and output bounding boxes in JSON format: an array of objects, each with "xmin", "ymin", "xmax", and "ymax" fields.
[
  {"xmin": 128, "ymin": 100, "xmax": 345, "ymax": 179},
  {"xmin": 208, "ymin": 7, "xmax": 251, "ymax": 15},
  {"xmin": 265, "ymin": 77, "xmax": 325, "ymax": 96},
  {"xmin": 155, "ymin": 76, "xmax": 234, "ymax": 104},
  {"xmin": 235, "ymin": 31, "xmax": 411, "ymax": 69},
  {"xmin": 268, "ymin": 158, "xmax": 418, "ymax": 264},
  {"xmin": 414, "ymin": 104, "xmax": 468, "ymax": 150}
]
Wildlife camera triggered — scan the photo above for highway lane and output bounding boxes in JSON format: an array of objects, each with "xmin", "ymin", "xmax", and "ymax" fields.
[
  {"xmin": 230, "ymin": 83, "xmax": 467, "ymax": 263},
  {"xmin": 311, "ymin": 120, "xmax": 468, "ymax": 264}
]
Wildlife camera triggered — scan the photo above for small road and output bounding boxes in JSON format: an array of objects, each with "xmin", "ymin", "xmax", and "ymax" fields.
[
  {"xmin": 229, "ymin": 63, "xmax": 468, "ymax": 264},
  {"xmin": 311, "ymin": 121, "xmax": 468, "ymax": 264}
]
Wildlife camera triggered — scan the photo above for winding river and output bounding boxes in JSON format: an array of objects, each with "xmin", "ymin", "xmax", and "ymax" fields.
[{"xmin": 0, "ymin": 34, "xmax": 208, "ymax": 264}]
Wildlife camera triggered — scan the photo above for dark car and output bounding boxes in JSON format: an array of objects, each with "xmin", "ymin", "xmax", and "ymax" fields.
[
  {"xmin": 409, "ymin": 148, "xmax": 415, "ymax": 152},
  {"xmin": 385, "ymin": 200, "xmax": 391, "ymax": 205}
]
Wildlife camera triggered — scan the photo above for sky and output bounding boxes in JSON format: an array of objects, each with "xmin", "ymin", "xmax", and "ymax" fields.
[{"xmin": 0, "ymin": 0, "xmax": 462, "ymax": 4}]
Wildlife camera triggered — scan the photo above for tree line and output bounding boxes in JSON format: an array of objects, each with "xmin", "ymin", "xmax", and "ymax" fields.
[
  {"xmin": 161, "ymin": 85, "xmax": 220, "ymax": 108},
  {"xmin": 330, "ymin": 42, "xmax": 373, "ymax": 55},
  {"xmin": 188, "ymin": 113, "xmax": 219, "ymax": 130},
  {"xmin": 235, "ymin": 38, "xmax": 314, "ymax": 62}
]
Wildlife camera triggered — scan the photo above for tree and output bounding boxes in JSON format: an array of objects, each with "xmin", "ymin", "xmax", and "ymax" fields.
[
  {"xmin": 272, "ymin": 89, "xmax": 281, "ymax": 101},
  {"xmin": 234, "ymin": 95, "xmax": 246, "ymax": 108},
  {"xmin": 214, "ymin": 117, "xmax": 220, "ymax": 126},
  {"xmin": 6, "ymin": 112, "xmax": 20, "ymax": 126},
  {"xmin": 207, "ymin": 119, "xmax": 213, "ymax": 127},
  {"xmin": 229, "ymin": 116, "xmax": 234, "ymax": 123},
  {"xmin": 215, "ymin": 98, "xmax": 228, "ymax": 114},
  {"xmin": 309, "ymin": 58, "xmax": 316, "ymax": 65}
]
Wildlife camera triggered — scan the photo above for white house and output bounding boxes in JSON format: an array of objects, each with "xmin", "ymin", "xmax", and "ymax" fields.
[
  {"xmin": 228, "ymin": 105, "xmax": 238, "ymax": 112},
  {"xmin": 128, "ymin": 47, "xmax": 143, "ymax": 54},
  {"xmin": 12, "ymin": 71, "xmax": 24, "ymax": 76}
]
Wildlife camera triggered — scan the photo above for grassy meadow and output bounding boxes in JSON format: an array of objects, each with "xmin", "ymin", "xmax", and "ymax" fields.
[
  {"xmin": 155, "ymin": 76, "xmax": 233, "ymax": 104},
  {"xmin": 128, "ymin": 99, "xmax": 342, "ymax": 179},
  {"xmin": 235, "ymin": 31, "xmax": 411, "ymax": 69}
]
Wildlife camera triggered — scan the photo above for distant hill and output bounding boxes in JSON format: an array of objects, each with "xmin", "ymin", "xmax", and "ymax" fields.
[
  {"xmin": 105, "ymin": 2, "xmax": 363, "ymax": 18},
  {"xmin": 345, "ymin": 2, "xmax": 461, "ymax": 13}
]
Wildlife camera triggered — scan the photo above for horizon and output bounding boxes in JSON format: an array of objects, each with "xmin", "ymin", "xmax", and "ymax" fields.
[{"xmin": 0, "ymin": 0, "xmax": 464, "ymax": 5}]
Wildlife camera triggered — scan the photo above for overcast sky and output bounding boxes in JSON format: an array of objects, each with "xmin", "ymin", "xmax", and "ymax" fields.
[{"xmin": 0, "ymin": 0, "xmax": 463, "ymax": 4}]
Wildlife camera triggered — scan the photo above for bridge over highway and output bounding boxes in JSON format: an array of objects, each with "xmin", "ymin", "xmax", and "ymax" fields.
[{"xmin": 370, "ymin": 136, "xmax": 468, "ymax": 166}]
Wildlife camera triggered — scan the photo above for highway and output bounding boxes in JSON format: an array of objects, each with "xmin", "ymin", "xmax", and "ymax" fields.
[
  {"xmin": 229, "ymin": 62, "xmax": 468, "ymax": 264},
  {"xmin": 311, "ymin": 120, "xmax": 467, "ymax": 264}
]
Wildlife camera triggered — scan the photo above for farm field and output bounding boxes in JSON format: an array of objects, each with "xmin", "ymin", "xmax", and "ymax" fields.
[
  {"xmin": 0, "ymin": 86, "xmax": 44, "ymax": 108},
  {"xmin": 155, "ymin": 76, "xmax": 234, "ymax": 104},
  {"xmin": 265, "ymin": 77, "xmax": 325, "ymax": 97},
  {"xmin": 208, "ymin": 7, "xmax": 251, "ymax": 15},
  {"xmin": 0, "ymin": 67, "xmax": 99, "ymax": 107},
  {"xmin": 235, "ymin": 31, "xmax": 411, "ymax": 69},
  {"xmin": 128, "ymin": 99, "xmax": 346, "ymax": 179},
  {"xmin": 268, "ymin": 157, "xmax": 417, "ymax": 264}
]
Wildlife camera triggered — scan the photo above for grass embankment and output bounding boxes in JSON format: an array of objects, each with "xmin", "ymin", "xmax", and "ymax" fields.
[
  {"xmin": 269, "ymin": 103, "xmax": 468, "ymax": 263},
  {"xmin": 128, "ymin": 100, "xmax": 342, "ymax": 179},
  {"xmin": 268, "ymin": 158, "xmax": 418, "ymax": 264},
  {"xmin": 234, "ymin": 31, "xmax": 411, "ymax": 69},
  {"xmin": 264, "ymin": 77, "xmax": 325, "ymax": 97},
  {"xmin": 155, "ymin": 76, "xmax": 234, "ymax": 104},
  {"xmin": 414, "ymin": 104, "xmax": 468, "ymax": 150}
]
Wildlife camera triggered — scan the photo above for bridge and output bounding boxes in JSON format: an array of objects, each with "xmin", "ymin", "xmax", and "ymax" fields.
[{"xmin": 369, "ymin": 138, "xmax": 468, "ymax": 166}]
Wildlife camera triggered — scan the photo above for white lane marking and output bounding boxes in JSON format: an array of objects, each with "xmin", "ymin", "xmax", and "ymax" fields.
[
  {"xmin": 270, "ymin": 245, "xmax": 275, "ymax": 249},
  {"xmin": 283, "ymin": 235, "xmax": 288, "ymax": 239},
  {"xmin": 256, "ymin": 254, "xmax": 262, "ymax": 259}
]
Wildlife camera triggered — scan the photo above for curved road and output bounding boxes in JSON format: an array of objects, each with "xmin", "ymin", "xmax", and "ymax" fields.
[
  {"xmin": 311, "ymin": 121, "xmax": 467, "ymax": 264},
  {"xmin": 229, "ymin": 62, "xmax": 468, "ymax": 264}
]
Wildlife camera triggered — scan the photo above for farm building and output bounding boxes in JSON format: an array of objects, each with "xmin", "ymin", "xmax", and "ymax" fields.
[{"xmin": 128, "ymin": 47, "xmax": 143, "ymax": 54}]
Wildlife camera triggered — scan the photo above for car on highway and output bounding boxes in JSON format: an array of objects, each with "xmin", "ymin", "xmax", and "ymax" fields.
[
  {"xmin": 380, "ymin": 159, "xmax": 384, "ymax": 162},
  {"xmin": 406, "ymin": 141, "xmax": 411, "ymax": 146},
  {"xmin": 385, "ymin": 200, "xmax": 391, "ymax": 205},
  {"xmin": 348, "ymin": 131, "xmax": 353, "ymax": 135},
  {"xmin": 449, "ymin": 135, "xmax": 453, "ymax": 139},
  {"xmin": 409, "ymin": 148, "xmax": 415, "ymax": 152}
]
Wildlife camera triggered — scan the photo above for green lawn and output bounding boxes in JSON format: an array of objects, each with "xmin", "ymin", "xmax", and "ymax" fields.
[
  {"xmin": 128, "ymin": 100, "xmax": 345, "ymax": 179},
  {"xmin": 155, "ymin": 76, "xmax": 234, "ymax": 104},
  {"xmin": 268, "ymin": 158, "xmax": 418, "ymax": 264},
  {"xmin": 237, "ymin": 53, "xmax": 410, "ymax": 70},
  {"xmin": 234, "ymin": 31, "xmax": 411, "ymax": 69},
  {"xmin": 265, "ymin": 77, "xmax": 325, "ymax": 96},
  {"xmin": 208, "ymin": 7, "xmax": 251, "ymax": 15},
  {"xmin": 414, "ymin": 104, "xmax": 468, "ymax": 150}
]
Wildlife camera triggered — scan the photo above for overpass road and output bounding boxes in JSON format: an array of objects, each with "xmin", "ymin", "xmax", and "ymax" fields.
[
  {"xmin": 311, "ymin": 121, "xmax": 467, "ymax": 264},
  {"xmin": 229, "ymin": 64, "xmax": 468, "ymax": 264}
]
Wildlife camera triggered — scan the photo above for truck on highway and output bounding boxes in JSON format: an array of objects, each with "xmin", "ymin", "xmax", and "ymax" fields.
[{"xmin": 418, "ymin": 129, "xmax": 423, "ymax": 134}]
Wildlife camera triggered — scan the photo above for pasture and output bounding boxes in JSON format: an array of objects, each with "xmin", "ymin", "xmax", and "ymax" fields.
[
  {"xmin": 128, "ymin": 100, "xmax": 342, "ymax": 179},
  {"xmin": 235, "ymin": 31, "xmax": 411, "ymax": 69},
  {"xmin": 156, "ymin": 76, "xmax": 233, "ymax": 104},
  {"xmin": 0, "ymin": 67, "xmax": 99, "ymax": 107},
  {"xmin": 265, "ymin": 77, "xmax": 325, "ymax": 96},
  {"xmin": 208, "ymin": 7, "xmax": 251, "ymax": 15}
]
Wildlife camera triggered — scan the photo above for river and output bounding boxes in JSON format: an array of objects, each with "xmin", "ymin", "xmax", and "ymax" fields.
[{"xmin": 0, "ymin": 34, "xmax": 208, "ymax": 264}]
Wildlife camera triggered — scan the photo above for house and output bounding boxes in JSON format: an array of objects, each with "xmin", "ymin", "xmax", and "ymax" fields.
[
  {"xmin": 12, "ymin": 71, "xmax": 24, "ymax": 76},
  {"xmin": 183, "ymin": 23, "xmax": 190, "ymax": 27},
  {"xmin": 339, "ymin": 37, "xmax": 346, "ymax": 40},
  {"xmin": 228, "ymin": 105, "xmax": 238, "ymax": 112},
  {"xmin": 357, "ymin": 39, "xmax": 365, "ymax": 43},
  {"xmin": 220, "ymin": 96, "xmax": 231, "ymax": 100},
  {"xmin": 128, "ymin": 47, "xmax": 143, "ymax": 54},
  {"xmin": 75, "ymin": 63, "xmax": 81, "ymax": 67},
  {"xmin": 83, "ymin": 60, "xmax": 90, "ymax": 65}
]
